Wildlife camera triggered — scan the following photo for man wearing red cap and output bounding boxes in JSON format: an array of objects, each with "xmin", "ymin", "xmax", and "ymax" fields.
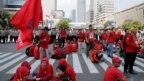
[
  {"xmin": 103, "ymin": 57, "xmax": 127, "ymax": 81},
  {"xmin": 11, "ymin": 61, "xmax": 32, "ymax": 81},
  {"xmin": 58, "ymin": 59, "xmax": 76, "ymax": 81},
  {"xmin": 33, "ymin": 58, "xmax": 53, "ymax": 81}
]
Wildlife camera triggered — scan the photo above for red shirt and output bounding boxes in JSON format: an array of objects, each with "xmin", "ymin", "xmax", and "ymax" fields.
[
  {"xmin": 104, "ymin": 66, "xmax": 124, "ymax": 81},
  {"xmin": 54, "ymin": 48, "xmax": 61, "ymax": 56},
  {"xmin": 125, "ymin": 33, "xmax": 137, "ymax": 53},
  {"xmin": 37, "ymin": 58, "xmax": 53, "ymax": 80},
  {"xmin": 64, "ymin": 43, "xmax": 72, "ymax": 54},
  {"xmin": 77, "ymin": 31, "xmax": 85, "ymax": 42},
  {"xmin": 116, "ymin": 31, "xmax": 121, "ymax": 39},
  {"xmin": 89, "ymin": 49, "xmax": 99, "ymax": 62},
  {"xmin": 108, "ymin": 31, "xmax": 116, "ymax": 44},
  {"xmin": 66, "ymin": 66, "xmax": 76, "ymax": 81},
  {"xmin": 86, "ymin": 30, "xmax": 96, "ymax": 43},
  {"xmin": 95, "ymin": 43, "xmax": 103, "ymax": 52},
  {"xmin": 71, "ymin": 43, "xmax": 77, "ymax": 52},
  {"xmin": 102, "ymin": 31, "xmax": 108, "ymax": 40},
  {"xmin": 59, "ymin": 29, "xmax": 67, "ymax": 38},
  {"xmin": 39, "ymin": 32, "xmax": 51, "ymax": 49}
]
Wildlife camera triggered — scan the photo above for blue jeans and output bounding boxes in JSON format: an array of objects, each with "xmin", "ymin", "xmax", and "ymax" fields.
[{"xmin": 107, "ymin": 43, "xmax": 113, "ymax": 57}]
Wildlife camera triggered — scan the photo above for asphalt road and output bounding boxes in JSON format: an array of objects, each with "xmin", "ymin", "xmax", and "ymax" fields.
[{"xmin": 0, "ymin": 43, "xmax": 144, "ymax": 81}]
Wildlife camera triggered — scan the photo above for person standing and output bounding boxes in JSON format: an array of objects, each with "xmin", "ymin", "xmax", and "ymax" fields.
[
  {"xmin": 107, "ymin": 27, "xmax": 116, "ymax": 57},
  {"xmin": 86, "ymin": 25, "xmax": 96, "ymax": 57},
  {"xmin": 39, "ymin": 27, "xmax": 51, "ymax": 59},
  {"xmin": 59, "ymin": 27, "xmax": 67, "ymax": 48},
  {"xmin": 77, "ymin": 28, "xmax": 86, "ymax": 55},
  {"xmin": 103, "ymin": 57, "xmax": 127, "ymax": 81},
  {"xmin": 124, "ymin": 28, "xmax": 138, "ymax": 75}
]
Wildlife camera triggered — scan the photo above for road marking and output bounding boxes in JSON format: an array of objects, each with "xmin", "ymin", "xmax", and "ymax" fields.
[
  {"xmin": 103, "ymin": 54, "xmax": 123, "ymax": 72},
  {"xmin": 30, "ymin": 60, "xmax": 40, "ymax": 73},
  {"xmin": 82, "ymin": 54, "xmax": 99, "ymax": 73},
  {"xmin": 137, "ymin": 57, "xmax": 144, "ymax": 62},
  {"xmin": 99, "ymin": 61, "xmax": 109, "ymax": 71},
  {"xmin": 135, "ymin": 60, "xmax": 144, "ymax": 68},
  {"xmin": 114, "ymin": 55, "xmax": 144, "ymax": 72},
  {"xmin": 0, "ymin": 53, "xmax": 13, "ymax": 59},
  {"xmin": 72, "ymin": 53, "xmax": 83, "ymax": 73},
  {"xmin": 0, "ymin": 54, "xmax": 25, "ymax": 71},
  {"xmin": 49, "ymin": 59, "xmax": 56, "ymax": 65},
  {"xmin": 6, "ymin": 57, "xmax": 33, "ymax": 74},
  {"xmin": 0, "ymin": 53, "xmax": 21, "ymax": 64},
  {"xmin": 0, "ymin": 52, "xmax": 3, "ymax": 54}
]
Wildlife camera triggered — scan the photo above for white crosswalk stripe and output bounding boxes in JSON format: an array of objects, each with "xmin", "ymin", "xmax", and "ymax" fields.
[
  {"xmin": 72, "ymin": 53, "xmax": 83, "ymax": 73},
  {"xmin": 6, "ymin": 57, "xmax": 34, "ymax": 74},
  {"xmin": 30, "ymin": 60, "xmax": 40, "ymax": 73},
  {"xmin": 0, "ymin": 52, "xmax": 3, "ymax": 54},
  {"xmin": 0, "ymin": 53, "xmax": 21, "ymax": 64},
  {"xmin": 0, "ymin": 52, "xmax": 13, "ymax": 58},
  {"xmin": 0, "ymin": 54, "xmax": 26, "ymax": 71},
  {"xmin": 0, "ymin": 52, "xmax": 144, "ymax": 74},
  {"xmin": 82, "ymin": 54, "xmax": 99, "ymax": 73}
]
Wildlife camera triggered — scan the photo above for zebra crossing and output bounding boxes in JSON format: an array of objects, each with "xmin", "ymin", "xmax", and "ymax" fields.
[{"xmin": 0, "ymin": 52, "xmax": 144, "ymax": 75}]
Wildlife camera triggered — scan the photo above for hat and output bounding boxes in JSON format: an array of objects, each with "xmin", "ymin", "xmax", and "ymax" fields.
[{"xmin": 112, "ymin": 57, "xmax": 121, "ymax": 63}]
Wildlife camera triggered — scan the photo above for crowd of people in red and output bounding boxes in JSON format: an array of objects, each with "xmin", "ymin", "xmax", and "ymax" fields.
[{"xmin": 10, "ymin": 25, "xmax": 144, "ymax": 81}]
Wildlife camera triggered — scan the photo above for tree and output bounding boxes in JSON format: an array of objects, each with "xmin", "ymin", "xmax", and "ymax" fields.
[
  {"xmin": 122, "ymin": 21, "xmax": 144, "ymax": 29},
  {"xmin": 0, "ymin": 10, "xmax": 11, "ymax": 29},
  {"xmin": 55, "ymin": 19, "xmax": 69, "ymax": 29}
]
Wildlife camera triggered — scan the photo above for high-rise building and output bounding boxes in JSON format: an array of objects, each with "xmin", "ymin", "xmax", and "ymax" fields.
[
  {"xmin": 77, "ymin": 0, "xmax": 86, "ymax": 22},
  {"xmin": 93, "ymin": 0, "xmax": 114, "ymax": 25},
  {"xmin": 86, "ymin": 0, "xmax": 94, "ymax": 23},
  {"xmin": 1, "ymin": 0, "xmax": 57, "ymax": 19},
  {"xmin": 71, "ymin": 9, "xmax": 76, "ymax": 22}
]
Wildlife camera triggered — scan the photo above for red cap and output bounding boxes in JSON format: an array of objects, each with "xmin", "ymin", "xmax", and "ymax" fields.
[{"xmin": 112, "ymin": 57, "xmax": 121, "ymax": 63}]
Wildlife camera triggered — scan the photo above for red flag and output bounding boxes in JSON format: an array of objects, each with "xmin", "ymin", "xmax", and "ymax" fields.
[{"xmin": 10, "ymin": 0, "xmax": 42, "ymax": 50}]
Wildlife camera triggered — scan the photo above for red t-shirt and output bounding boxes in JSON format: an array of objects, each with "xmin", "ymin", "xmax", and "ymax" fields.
[
  {"xmin": 95, "ymin": 43, "xmax": 103, "ymax": 52},
  {"xmin": 89, "ymin": 49, "xmax": 99, "ymax": 62},
  {"xmin": 54, "ymin": 48, "xmax": 61, "ymax": 56},
  {"xmin": 104, "ymin": 66, "xmax": 124, "ymax": 81},
  {"xmin": 77, "ymin": 31, "xmax": 85, "ymax": 42},
  {"xmin": 102, "ymin": 31, "xmax": 107, "ymax": 40},
  {"xmin": 59, "ymin": 29, "xmax": 67, "ymax": 38},
  {"xmin": 86, "ymin": 30, "xmax": 96, "ymax": 43},
  {"xmin": 107, "ymin": 31, "xmax": 116, "ymax": 44},
  {"xmin": 39, "ymin": 32, "xmax": 51, "ymax": 49}
]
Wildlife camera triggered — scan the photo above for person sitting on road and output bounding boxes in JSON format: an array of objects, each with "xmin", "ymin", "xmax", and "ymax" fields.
[
  {"xmin": 71, "ymin": 40, "xmax": 77, "ymax": 52},
  {"xmin": 58, "ymin": 59, "xmax": 76, "ymax": 81},
  {"xmin": 64, "ymin": 39, "xmax": 72, "ymax": 54},
  {"xmin": 51, "ymin": 43, "xmax": 66, "ymax": 59},
  {"xmin": 55, "ymin": 65, "xmax": 70, "ymax": 81},
  {"xmin": 103, "ymin": 57, "xmax": 128, "ymax": 81},
  {"xmin": 89, "ymin": 45, "xmax": 103, "ymax": 63},
  {"xmin": 11, "ymin": 61, "xmax": 32, "ymax": 81},
  {"xmin": 33, "ymin": 58, "xmax": 53, "ymax": 81}
]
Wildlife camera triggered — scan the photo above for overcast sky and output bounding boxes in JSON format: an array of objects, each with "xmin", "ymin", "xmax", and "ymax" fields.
[{"xmin": 57, "ymin": 0, "xmax": 144, "ymax": 18}]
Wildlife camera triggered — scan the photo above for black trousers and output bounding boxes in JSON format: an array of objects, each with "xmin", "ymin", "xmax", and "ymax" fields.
[
  {"xmin": 124, "ymin": 52, "xmax": 137, "ymax": 72},
  {"xmin": 86, "ymin": 42, "xmax": 94, "ymax": 57},
  {"xmin": 59, "ymin": 37, "xmax": 66, "ymax": 47}
]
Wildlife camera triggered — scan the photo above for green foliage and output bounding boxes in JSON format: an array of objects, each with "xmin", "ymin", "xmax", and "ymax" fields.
[
  {"xmin": 122, "ymin": 21, "xmax": 144, "ymax": 29},
  {"xmin": 55, "ymin": 19, "xmax": 69, "ymax": 29},
  {"xmin": 0, "ymin": 10, "xmax": 11, "ymax": 29}
]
